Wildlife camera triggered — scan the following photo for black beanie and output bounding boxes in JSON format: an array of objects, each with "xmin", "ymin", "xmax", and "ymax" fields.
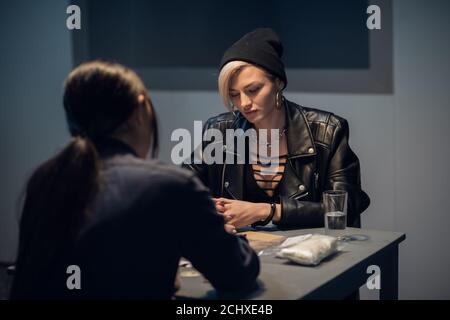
[{"xmin": 220, "ymin": 28, "xmax": 287, "ymax": 89}]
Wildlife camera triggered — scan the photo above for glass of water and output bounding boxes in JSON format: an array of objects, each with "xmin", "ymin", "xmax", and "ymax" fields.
[{"xmin": 323, "ymin": 190, "xmax": 348, "ymax": 239}]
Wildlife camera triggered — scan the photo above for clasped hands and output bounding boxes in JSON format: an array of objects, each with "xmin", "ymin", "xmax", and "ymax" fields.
[{"xmin": 213, "ymin": 198, "xmax": 272, "ymax": 231}]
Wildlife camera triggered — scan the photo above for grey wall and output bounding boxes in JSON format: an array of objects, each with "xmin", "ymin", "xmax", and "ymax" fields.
[
  {"xmin": 0, "ymin": 0, "xmax": 449, "ymax": 299},
  {"xmin": 0, "ymin": 0, "xmax": 72, "ymax": 262},
  {"xmin": 393, "ymin": 0, "xmax": 450, "ymax": 299}
]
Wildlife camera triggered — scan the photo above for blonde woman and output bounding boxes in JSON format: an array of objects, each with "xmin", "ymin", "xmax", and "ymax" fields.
[{"xmin": 184, "ymin": 28, "xmax": 370, "ymax": 230}]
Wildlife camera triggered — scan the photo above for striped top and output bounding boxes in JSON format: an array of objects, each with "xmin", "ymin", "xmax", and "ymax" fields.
[{"xmin": 250, "ymin": 154, "xmax": 288, "ymax": 198}]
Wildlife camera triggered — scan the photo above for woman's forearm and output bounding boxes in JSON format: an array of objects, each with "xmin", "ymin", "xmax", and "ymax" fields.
[{"xmin": 272, "ymin": 204, "xmax": 282, "ymax": 223}]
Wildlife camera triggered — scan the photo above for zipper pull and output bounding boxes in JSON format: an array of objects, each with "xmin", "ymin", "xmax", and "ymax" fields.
[{"xmin": 224, "ymin": 181, "xmax": 238, "ymax": 200}]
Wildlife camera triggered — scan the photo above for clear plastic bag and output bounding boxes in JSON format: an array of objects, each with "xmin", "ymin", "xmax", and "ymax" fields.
[{"xmin": 276, "ymin": 234, "xmax": 338, "ymax": 266}]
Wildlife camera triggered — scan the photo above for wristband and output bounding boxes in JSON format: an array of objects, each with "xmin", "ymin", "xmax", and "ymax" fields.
[{"xmin": 252, "ymin": 202, "xmax": 276, "ymax": 227}]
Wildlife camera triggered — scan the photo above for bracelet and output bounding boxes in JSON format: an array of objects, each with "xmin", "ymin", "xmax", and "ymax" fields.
[{"xmin": 252, "ymin": 203, "xmax": 276, "ymax": 227}]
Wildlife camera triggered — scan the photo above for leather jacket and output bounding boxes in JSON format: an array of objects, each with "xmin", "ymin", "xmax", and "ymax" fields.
[{"xmin": 183, "ymin": 99, "xmax": 370, "ymax": 229}]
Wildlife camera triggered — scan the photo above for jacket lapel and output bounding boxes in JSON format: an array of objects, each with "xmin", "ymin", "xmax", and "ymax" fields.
[
  {"xmin": 221, "ymin": 114, "xmax": 250, "ymax": 199},
  {"xmin": 284, "ymin": 100, "xmax": 318, "ymax": 199},
  {"xmin": 285, "ymin": 100, "xmax": 317, "ymax": 159}
]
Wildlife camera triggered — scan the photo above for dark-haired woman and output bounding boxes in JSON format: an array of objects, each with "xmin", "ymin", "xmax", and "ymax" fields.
[{"xmin": 10, "ymin": 61, "xmax": 259, "ymax": 299}]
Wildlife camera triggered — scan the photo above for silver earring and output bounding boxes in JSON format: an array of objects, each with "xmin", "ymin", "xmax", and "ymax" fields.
[{"xmin": 231, "ymin": 105, "xmax": 238, "ymax": 117}]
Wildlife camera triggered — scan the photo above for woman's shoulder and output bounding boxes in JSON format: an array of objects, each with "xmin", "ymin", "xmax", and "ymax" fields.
[
  {"xmin": 105, "ymin": 156, "xmax": 200, "ymax": 189},
  {"xmin": 204, "ymin": 111, "xmax": 236, "ymax": 128},
  {"xmin": 288, "ymin": 100, "xmax": 348, "ymax": 128}
]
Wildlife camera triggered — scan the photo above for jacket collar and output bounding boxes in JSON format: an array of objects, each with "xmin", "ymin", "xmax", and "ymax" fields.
[
  {"xmin": 231, "ymin": 99, "xmax": 316, "ymax": 159},
  {"xmin": 284, "ymin": 99, "xmax": 317, "ymax": 158}
]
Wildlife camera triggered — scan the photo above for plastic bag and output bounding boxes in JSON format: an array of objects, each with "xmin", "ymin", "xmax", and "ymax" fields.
[{"xmin": 276, "ymin": 234, "xmax": 338, "ymax": 266}]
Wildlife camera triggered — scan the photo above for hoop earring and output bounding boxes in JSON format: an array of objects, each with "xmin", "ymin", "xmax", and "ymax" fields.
[{"xmin": 276, "ymin": 91, "xmax": 283, "ymax": 110}]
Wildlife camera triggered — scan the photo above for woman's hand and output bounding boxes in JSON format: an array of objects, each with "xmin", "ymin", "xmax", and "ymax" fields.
[
  {"xmin": 224, "ymin": 223, "xmax": 237, "ymax": 234},
  {"xmin": 174, "ymin": 275, "xmax": 181, "ymax": 292},
  {"xmin": 213, "ymin": 198, "xmax": 270, "ymax": 228}
]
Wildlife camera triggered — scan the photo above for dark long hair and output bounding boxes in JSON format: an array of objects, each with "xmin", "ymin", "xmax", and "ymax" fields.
[{"xmin": 10, "ymin": 61, "xmax": 158, "ymax": 298}]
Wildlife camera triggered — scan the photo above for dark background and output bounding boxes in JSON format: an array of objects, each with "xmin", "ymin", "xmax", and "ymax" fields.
[
  {"xmin": 85, "ymin": 0, "xmax": 369, "ymax": 69},
  {"xmin": 73, "ymin": 0, "xmax": 390, "ymax": 92}
]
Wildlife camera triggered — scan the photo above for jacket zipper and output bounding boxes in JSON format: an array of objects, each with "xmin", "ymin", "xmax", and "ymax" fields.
[
  {"xmin": 313, "ymin": 172, "xmax": 319, "ymax": 201},
  {"xmin": 289, "ymin": 191, "xmax": 309, "ymax": 201},
  {"xmin": 224, "ymin": 181, "xmax": 238, "ymax": 200},
  {"xmin": 221, "ymin": 162, "xmax": 238, "ymax": 200}
]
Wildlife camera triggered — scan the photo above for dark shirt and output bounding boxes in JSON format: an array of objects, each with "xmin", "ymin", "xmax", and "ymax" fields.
[{"xmin": 11, "ymin": 138, "xmax": 259, "ymax": 299}]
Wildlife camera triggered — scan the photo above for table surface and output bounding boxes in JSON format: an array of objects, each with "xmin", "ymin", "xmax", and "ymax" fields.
[{"xmin": 177, "ymin": 227, "xmax": 406, "ymax": 300}]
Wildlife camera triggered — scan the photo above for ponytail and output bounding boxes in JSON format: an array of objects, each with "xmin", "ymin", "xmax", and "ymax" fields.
[
  {"xmin": 11, "ymin": 60, "xmax": 157, "ymax": 298},
  {"xmin": 10, "ymin": 137, "xmax": 101, "ymax": 298}
]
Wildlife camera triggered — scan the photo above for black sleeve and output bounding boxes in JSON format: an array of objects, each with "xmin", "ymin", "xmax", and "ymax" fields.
[
  {"xmin": 324, "ymin": 119, "xmax": 370, "ymax": 226},
  {"xmin": 276, "ymin": 119, "xmax": 370, "ymax": 228},
  {"xmin": 276, "ymin": 198, "xmax": 324, "ymax": 228},
  {"xmin": 181, "ymin": 119, "xmax": 212, "ymax": 187},
  {"xmin": 176, "ymin": 175, "xmax": 260, "ymax": 292}
]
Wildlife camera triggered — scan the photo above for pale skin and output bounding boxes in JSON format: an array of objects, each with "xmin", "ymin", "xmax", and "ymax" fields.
[{"xmin": 214, "ymin": 65, "xmax": 289, "ymax": 228}]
